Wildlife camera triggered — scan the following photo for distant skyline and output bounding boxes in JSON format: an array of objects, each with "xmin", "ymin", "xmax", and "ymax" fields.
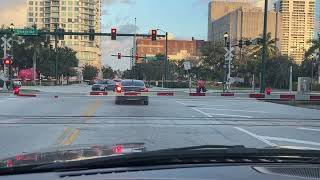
[{"xmin": 0, "ymin": 0, "xmax": 318, "ymax": 70}]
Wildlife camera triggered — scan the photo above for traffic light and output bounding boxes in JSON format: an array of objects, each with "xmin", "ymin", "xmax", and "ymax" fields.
[
  {"xmin": 3, "ymin": 57, "xmax": 12, "ymax": 65},
  {"xmin": 117, "ymin": 53, "xmax": 121, "ymax": 59},
  {"xmin": 89, "ymin": 29, "xmax": 95, "ymax": 41},
  {"xmin": 57, "ymin": 28, "xmax": 65, "ymax": 40},
  {"xmin": 151, "ymin": 30, "xmax": 157, "ymax": 41},
  {"xmin": 111, "ymin": 28, "xmax": 117, "ymax": 40},
  {"xmin": 239, "ymin": 40, "xmax": 243, "ymax": 48}
]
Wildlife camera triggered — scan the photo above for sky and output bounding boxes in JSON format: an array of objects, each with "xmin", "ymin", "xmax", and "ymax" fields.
[{"xmin": 0, "ymin": 0, "xmax": 319, "ymax": 70}]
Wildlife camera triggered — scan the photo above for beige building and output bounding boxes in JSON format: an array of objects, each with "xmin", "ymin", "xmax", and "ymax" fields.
[
  {"xmin": 26, "ymin": 0, "xmax": 102, "ymax": 68},
  {"xmin": 211, "ymin": 6, "xmax": 280, "ymax": 47},
  {"xmin": 208, "ymin": 0, "xmax": 253, "ymax": 41},
  {"xmin": 276, "ymin": 0, "xmax": 315, "ymax": 64}
]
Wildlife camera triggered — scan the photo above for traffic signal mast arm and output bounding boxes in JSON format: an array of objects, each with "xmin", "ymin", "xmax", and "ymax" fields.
[{"xmin": 111, "ymin": 54, "xmax": 146, "ymax": 58}]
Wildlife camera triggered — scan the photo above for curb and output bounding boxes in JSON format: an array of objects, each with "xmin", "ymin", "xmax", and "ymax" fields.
[{"xmin": 17, "ymin": 94, "xmax": 37, "ymax": 97}]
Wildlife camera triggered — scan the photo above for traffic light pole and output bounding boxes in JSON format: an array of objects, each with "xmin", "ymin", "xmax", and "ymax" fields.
[
  {"xmin": 165, "ymin": 32, "xmax": 168, "ymax": 87},
  {"xmin": 54, "ymin": 25, "xmax": 58, "ymax": 85},
  {"xmin": 2, "ymin": 38, "xmax": 8, "ymax": 91},
  {"xmin": 260, "ymin": 0, "xmax": 269, "ymax": 93}
]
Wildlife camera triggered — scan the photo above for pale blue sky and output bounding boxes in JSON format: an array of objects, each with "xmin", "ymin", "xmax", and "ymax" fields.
[
  {"xmin": 102, "ymin": 0, "xmax": 319, "ymax": 40},
  {"xmin": 101, "ymin": 0, "xmax": 320, "ymax": 70}
]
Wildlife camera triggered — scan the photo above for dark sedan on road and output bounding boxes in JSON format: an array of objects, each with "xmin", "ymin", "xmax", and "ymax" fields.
[
  {"xmin": 91, "ymin": 79, "xmax": 119, "ymax": 91},
  {"xmin": 115, "ymin": 80, "xmax": 149, "ymax": 105}
]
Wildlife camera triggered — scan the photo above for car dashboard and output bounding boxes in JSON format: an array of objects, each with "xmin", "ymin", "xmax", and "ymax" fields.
[{"xmin": 0, "ymin": 164, "xmax": 317, "ymax": 180}]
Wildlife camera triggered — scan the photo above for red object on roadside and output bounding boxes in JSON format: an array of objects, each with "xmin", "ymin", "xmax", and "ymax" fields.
[
  {"xmin": 13, "ymin": 87, "xmax": 20, "ymax": 95},
  {"xmin": 266, "ymin": 88, "xmax": 272, "ymax": 95},
  {"xmin": 6, "ymin": 160, "xmax": 13, "ymax": 167},
  {"xmin": 112, "ymin": 145, "xmax": 123, "ymax": 154}
]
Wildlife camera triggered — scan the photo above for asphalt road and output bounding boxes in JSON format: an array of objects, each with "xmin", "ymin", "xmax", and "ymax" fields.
[{"xmin": 0, "ymin": 85, "xmax": 320, "ymax": 159}]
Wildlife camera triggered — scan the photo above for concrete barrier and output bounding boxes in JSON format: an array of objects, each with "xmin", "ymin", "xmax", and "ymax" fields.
[
  {"xmin": 17, "ymin": 93, "xmax": 37, "ymax": 97},
  {"xmin": 249, "ymin": 93, "xmax": 265, "ymax": 99},
  {"xmin": 157, "ymin": 92, "xmax": 174, "ymax": 96},
  {"xmin": 189, "ymin": 93, "xmax": 206, "ymax": 96},
  {"xmin": 221, "ymin": 93, "xmax": 235, "ymax": 97},
  {"xmin": 90, "ymin": 91, "xmax": 108, "ymax": 96}
]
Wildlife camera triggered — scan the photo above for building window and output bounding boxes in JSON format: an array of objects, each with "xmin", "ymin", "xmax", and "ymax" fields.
[
  {"xmin": 74, "ymin": 7, "xmax": 79, "ymax": 11},
  {"xmin": 28, "ymin": 1, "xmax": 33, "ymax": 5},
  {"xmin": 28, "ymin": 12, "xmax": 33, "ymax": 16},
  {"xmin": 28, "ymin": 18, "xmax": 33, "ymax": 22},
  {"xmin": 61, "ymin": 7, "xmax": 66, "ymax": 11},
  {"xmin": 68, "ymin": 1, "xmax": 73, "ymax": 5},
  {"xmin": 74, "ymin": 36, "xmax": 78, "ymax": 39},
  {"xmin": 68, "ymin": 18, "xmax": 73, "ymax": 22},
  {"xmin": 68, "ymin": 7, "xmax": 72, "ymax": 11},
  {"xmin": 29, "ymin": 7, "xmax": 33, "ymax": 11}
]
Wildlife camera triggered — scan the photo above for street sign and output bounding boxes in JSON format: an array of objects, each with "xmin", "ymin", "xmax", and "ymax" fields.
[
  {"xmin": 14, "ymin": 29, "xmax": 38, "ymax": 36},
  {"xmin": 184, "ymin": 61, "xmax": 191, "ymax": 70}
]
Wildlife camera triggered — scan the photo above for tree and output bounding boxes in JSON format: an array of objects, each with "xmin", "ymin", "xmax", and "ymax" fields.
[
  {"xmin": 199, "ymin": 42, "xmax": 226, "ymax": 81},
  {"xmin": 305, "ymin": 33, "xmax": 320, "ymax": 59},
  {"xmin": 82, "ymin": 64, "xmax": 98, "ymax": 80},
  {"xmin": 247, "ymin": 32, "xmax": 279, "ymax": 58},
  {"xmin": 102, "ymin": 66, "xmax": 115, "ymax": 79}
]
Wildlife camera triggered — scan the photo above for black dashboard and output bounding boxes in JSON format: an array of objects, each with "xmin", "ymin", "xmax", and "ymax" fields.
[{"xmin": 0, "ymin": 164, "xmax": 318, "ymax": 180}]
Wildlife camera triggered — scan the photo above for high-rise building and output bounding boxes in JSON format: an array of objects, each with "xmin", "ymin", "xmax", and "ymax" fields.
[
  {"xmin": 276, "ymin": 0, "xmax": 315, "ymax": 64},
  {"xmin": 208, "ymin": 0, "xmax": 252, "ymax": 41},
  {"xmin": 210, "ymin": 6, "xmax": 280, "ymax": 47},
  {"xmin": 26, "ymin": 0, "xmax": 102, "ymax": 68}
]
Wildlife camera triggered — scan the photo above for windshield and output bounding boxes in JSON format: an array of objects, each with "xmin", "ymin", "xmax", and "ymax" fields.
[
  {"xmin": 0, "ymin": 0, "xmax": 320, "ymax": 170},
  {"xmin": 122, "ymin": 80, "xmax": 145, "ymax": 87}
]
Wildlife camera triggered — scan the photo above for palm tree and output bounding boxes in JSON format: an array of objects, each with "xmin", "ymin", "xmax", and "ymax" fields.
[
  {"xmin": 247, "ymin": 32, "xmax": 279, "ymax": 58},
  {"xmin": 305, "ymin": 33, "xmax": 320, "ymax": 59}
]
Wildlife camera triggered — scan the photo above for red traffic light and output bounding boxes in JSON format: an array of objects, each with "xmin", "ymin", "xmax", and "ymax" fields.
[
  {"xmin": 3, "ymin": 57, "xmax": 12, "ymax": 65},
  {"xmin": 151, "ymin": 30, "xmax": 157, "ymax": 41},
  {"xmin": 111, "ymin": 28, "xmax": 117, "ymax": 40},
  {"xmin": 117, "ymin": 53, "xmax": 121, "ymax": 59}
]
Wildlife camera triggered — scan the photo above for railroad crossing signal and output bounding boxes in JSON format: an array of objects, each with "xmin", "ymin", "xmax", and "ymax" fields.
[
  {"xmin": 1, "ymin": 35, "xmax": 12, "ymax": 49},
  {"xmin": 3, "ymin": 57, "xmax": 12, "ymax": 65},
  {"xmin": 224, "ymin": 47, "xmax": 234, "ymax": 61}
]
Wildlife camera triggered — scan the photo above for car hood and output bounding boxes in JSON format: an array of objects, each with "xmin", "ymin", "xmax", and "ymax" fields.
[{"xmin": 0, "ymin": 143, "xmax": 145, "ymax": 168}]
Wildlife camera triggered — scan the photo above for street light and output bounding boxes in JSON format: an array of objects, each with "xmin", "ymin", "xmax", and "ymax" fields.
[
  {"xmin": 224, "ymin": 32, "xmax": 229, "ymax": 47},
  {"xmin": 9, "ymin": 23, "xmax": 15, "ymax": 33},
  {"xmin": 157, "ymin": 29, "xmax": 168, "ymax": 88}
]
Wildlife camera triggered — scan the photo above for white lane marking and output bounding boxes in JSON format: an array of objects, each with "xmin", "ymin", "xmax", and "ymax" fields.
[
  {"xmin": 175, "ymin": 101, "xmax": 188, "ymax": 106},
  {"xmin": 234, "ymin": 127, "xmax": 277, "ymax": 147},
  {"xmin": 213, "ymin": 114, "xmax": 253, "ymax": 118},
  {"xmin": 298, "ymin": 127, "xmax": 320, "ymax": 132},
  {"xmin": 199, "ymin": 108, "xmax": 267, "ymax": 114},
  {"xmin": 191, "ymin": 108, "xmax": 213, "ymax": 118},
  {"xmin": 261, "ymin": 136, "xmax": 320, "ymax": 146}
]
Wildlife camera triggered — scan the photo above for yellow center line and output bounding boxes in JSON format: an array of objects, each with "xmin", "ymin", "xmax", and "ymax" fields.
[
  {"xmin": 62, "ymin": 128, "xmax": 81, "ymax": 146},
  {"xmin": 57, "ymin": 100, "xmax": 103, "ymax": 146},
  {"xmin": 55, "ymin": 127, "xmax": 73, "ymax": 145}
]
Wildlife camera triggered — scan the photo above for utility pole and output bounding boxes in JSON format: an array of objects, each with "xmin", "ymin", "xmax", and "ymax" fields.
[
  {"xmin": 289, "ymin": 66, "xmax": 293, "ymax": 93},
  {"xmin": 165, "ymin": 32, "xmax": 168, "ymax": 86},
  {"xmin": 260, "ymin": 0, "xmax": 269, "ymax": 93},
  {"xmin": 54, "ymin": 24, "xmax": 58, "ymax": 85}
]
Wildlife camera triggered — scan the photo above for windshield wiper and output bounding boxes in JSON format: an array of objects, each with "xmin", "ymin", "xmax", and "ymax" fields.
[{"xmin": 1, "ymin": 145, "xmax": 320, "ymax": 175}]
